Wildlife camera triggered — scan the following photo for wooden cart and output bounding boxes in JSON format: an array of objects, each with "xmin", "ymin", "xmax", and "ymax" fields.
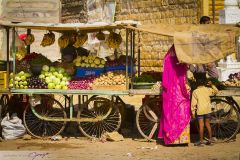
[{"xmin": 0, "ymin": 21, "xmax": 161, "ymax": 139}]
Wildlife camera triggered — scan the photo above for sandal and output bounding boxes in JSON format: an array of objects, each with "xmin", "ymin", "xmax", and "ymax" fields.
[
  {"xmin": 194, "ymin": 141, "xmax": 205, "ymax": 147},
  {"xmin": 205, "ymin": 140, "xmax": 214, "ymax": 146}
]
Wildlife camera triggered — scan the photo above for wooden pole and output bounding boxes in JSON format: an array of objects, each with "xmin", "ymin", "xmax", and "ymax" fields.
[
  {"xmin": 6, "ymin": 27, "xmax": 10, "ymax": 89},
  {"xmin": 27, "ymin": 29, "xmax": 31, "ymax": 54}
]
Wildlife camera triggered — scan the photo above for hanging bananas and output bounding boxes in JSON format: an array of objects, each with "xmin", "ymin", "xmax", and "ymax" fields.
[
  {"xmin": 41, "ymin": 32, "xmax": 55, "ymax": 47},
  {"xmin": 58, "ymin": 34, "xmax": 70, "ymax": 49},
  {"xmin": 69, "ymin": 32, "xmax": 77, "ymax": 44},
  {"xmin": 106, "ymin": 32, "xmax": 122, "ymax": 49},
  {"xmin": 96, "ymin": 31, "xmax": 105, "ymax": 41},
  {"xmin": 24, "ymin": 33, "xmax": 35, "ymax": 45},
  {"xmin": 73, "ymin": 33, "xmax": 88, "ymax": 48}
]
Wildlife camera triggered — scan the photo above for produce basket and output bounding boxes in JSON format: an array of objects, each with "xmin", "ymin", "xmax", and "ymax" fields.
[
  {"xmin": 132, "ymin": 82, "xmax": 155, "ymax": 89},
  {"xmin": 105, "ymin": 65, "xmax": 134, "ymax": 73},
  {"xmin": 76, "ymin": 67, "xmax": 104, "ymax": 77}
]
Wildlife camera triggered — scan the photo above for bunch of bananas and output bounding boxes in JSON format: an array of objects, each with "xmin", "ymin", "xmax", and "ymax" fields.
[
  {"xmin": 73, "ymin": 33, "xmax": 88, "ymax": 48},
  {"xmin": 24, "ymin": 34, "xmax": 35, "ymax": 45},
  {"xmin": 58, "ymin": 34, "xmax": 70, "ymax": 49},
  {"xmin": 106, "ymin": 32, "xmax": 122, "ymax": 49},
  {"xmin": 96, "ymin": 31, "xmax": 105, "ymax": 41},
  {"xmin": 41, "ymin": 32, "xmax": 55, "ymax": 47},
  {"xmin": 69, "ymin": 32, "xmax": 77, "ymax": 44}
]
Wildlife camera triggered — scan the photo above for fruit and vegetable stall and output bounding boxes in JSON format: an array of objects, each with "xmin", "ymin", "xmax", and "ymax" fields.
[
  {"xmin": 0, "ymin": 21, "xmax": 162, "ymax": 139},
  {"xmin": 0, "ymin": 21, "xmax": 239, "ymax": 142}
]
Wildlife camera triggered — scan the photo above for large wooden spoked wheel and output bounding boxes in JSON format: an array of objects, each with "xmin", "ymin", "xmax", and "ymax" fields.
[
  {"xmin": 207, "ymin": 98, "xmax": 240, "ymax": 142},
  {"xmin": 23, "ymin": 95, "xmax": 67, "ymax": 138},
  {"xmin": 77, "ymin": 97, "xmax": 121, "ymax": 138},
  {"xmin": 136, "ymin": 98, "xmax": 161, "ymax": 142},
  {"xmin": 54, "ymin": 95, "xmax": 70, "ymax": 112}
]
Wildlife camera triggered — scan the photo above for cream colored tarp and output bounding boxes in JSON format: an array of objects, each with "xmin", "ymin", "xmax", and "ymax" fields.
[{"xmin": 126, "ymin": 24, "xmax": 240, "ymax": 64}]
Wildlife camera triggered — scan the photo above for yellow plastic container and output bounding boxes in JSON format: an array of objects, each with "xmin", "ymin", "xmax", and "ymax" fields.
[{"xmin": 0, "ymin": 71, "xmax": 7, "ymax": 89}]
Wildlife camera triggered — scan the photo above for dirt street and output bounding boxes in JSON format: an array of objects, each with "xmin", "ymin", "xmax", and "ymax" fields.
[
  {"xmin": 0, "ymin": 96, "xmax": 239, "ymax": 160},
  {"xmin": 0, "ymin": 134, "xmax": 239, "ymax": 160}
]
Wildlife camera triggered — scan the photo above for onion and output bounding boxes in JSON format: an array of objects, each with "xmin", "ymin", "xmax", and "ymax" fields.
[{"xmin": 67, "ymin": 76, "xmax": 96, "ymax": 90}]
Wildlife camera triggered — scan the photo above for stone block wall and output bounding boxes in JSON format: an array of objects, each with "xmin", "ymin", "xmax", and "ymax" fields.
[
  {"xmin": 115, "ymin": 0, "xmax": 200, "ymax": 72},
  {"xmin": 209, "ymin": 0, "xmax": 224, "ymax": 23},
  {"xmin": 61, "ymin": 0, "xmax": 88, "ymax": 23},
  {"xmin": 0, "ymin": 0, "xmax": 61, "ymax": 61},
  {"xmin": 1, "ymin": 0, "xmax": 60, "ymax": 23}
]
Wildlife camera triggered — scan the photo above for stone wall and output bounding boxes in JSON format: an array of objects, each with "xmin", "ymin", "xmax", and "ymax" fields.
[
  {"xmin": 209, "ymin": 0, "xmax": 224, "ymax": 23},
  {"xmin": 0, "ymin": 0, "xmax": 61, "ymax": 61},
  {"xmin": 1, "ymin": 0, "xmax": 60, "ymax": 23},
  {"xmin": 61, "ymin": 0, "xmax": 88, "ymax": 23},
  {"xmin": 115, "ymin": 0, "xmax": 200, "ymax": 72}
]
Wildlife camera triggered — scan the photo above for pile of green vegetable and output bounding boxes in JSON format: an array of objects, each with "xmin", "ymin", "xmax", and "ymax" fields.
[
  {"xmin": 29, "ymin": 53, "xmax": 51, "ymax": 66},
  {"xmin": 134, "ymin": 74, "xmax": 155, "ymax": 83}
]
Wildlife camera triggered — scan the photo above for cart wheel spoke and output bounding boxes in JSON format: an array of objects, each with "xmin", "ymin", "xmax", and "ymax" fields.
[
  {"xmin": 148, "ymin": 123, "xmax": 158, "ymax": 139},
  {"xmin": 24, "ymin": 95, "xmax": 66, "ymax": 138},
  {"xmin": 206, "ymin": 98, "xmax": 240, "ymax": 142},
  {"xmin": 78, "ymin": 97, "xmax": 121, "ymax": 138},
  {"xmin": 136, "ymin": 97, "xmax": 161, "ymax": 142}
]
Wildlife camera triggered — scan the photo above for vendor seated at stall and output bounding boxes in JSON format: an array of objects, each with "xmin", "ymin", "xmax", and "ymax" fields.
[
  {"xmin": 189, "ymin": 63, "xmax": 219, "ymax": 79},
  {"xmin": 60, "ymin": 45, "xmax": 89, "ymax": 63}
]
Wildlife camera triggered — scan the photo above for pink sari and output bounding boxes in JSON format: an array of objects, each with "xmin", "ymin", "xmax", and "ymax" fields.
[{"xmin": 158, "ymin": 45, "xmax": 190, "ymax": 144}]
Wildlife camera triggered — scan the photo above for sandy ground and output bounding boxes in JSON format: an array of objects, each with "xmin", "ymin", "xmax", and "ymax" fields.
[
  {"xmin": 0, "ymin": 135, "xmax": 239, "ymax": 160},
  {"xmin": 0, "ymin": 95, "xmax": 239, "ymax": 160}
]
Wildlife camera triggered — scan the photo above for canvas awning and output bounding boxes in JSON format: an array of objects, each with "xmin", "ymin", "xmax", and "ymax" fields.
[
  {"xmin": 0, "ymin": 20, "xmax": 138, "ymax": 32},
  {"xmin": 126, "ymin": 23, "xmax": 240, "ymax": 64},
  {"xmin": 1, "ymin": 20, "xmax": 239, "ymax": 64}
]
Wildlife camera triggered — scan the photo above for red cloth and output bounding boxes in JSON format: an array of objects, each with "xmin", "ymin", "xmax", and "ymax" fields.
[{"xmin": 19, "ymin": 34, "xmax": 27, "ymax": 41}]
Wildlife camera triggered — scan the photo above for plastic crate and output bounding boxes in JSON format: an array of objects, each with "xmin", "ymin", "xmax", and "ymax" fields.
[
  {"xmin": 0, "ymin": 71, "xmax": 7, "ymax": 89},
  {"xmin": 105, "ymin": 65, "xmax": 134, "ymax": 73},
  {"xmin": 75, "ymin": 67, "xmax": 104, "ymax": 77}
]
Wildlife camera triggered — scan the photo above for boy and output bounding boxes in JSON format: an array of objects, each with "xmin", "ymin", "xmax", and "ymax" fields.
[{"xmin": 191, "ymin": 72, "xmax": 218, "ymax": 146}]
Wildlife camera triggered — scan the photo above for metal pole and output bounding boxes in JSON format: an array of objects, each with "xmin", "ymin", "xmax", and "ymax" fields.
[
  {"xmin": 137, "ymin": 31, "xmax": 140, "ymax": 77},
  {"xmin": 236, "ymin": 36, "xmax": 240, "ymax": 61},
  {"xmin": 27, "ymin": 29, "xmax": 31, "ymax": 54},
  {"xmin": 78, "ymin": 95, "xmax": 81, "ymax": 105},
  {"xmin": 132, "ymin": 30, "xmax": 135, "ymax": 83},
  {"xmin": 12, "ymin": 27, "xmax": 16, "ymax": 88},
  {"xmin": 212, "ymin": 0, "xmax": 216, "ymax": 24},
  {"xmin": 6, "ymin": 27, "xmax": 10, "ymax": 89},
  {"xmin": 69, "ymin": 95, "xmax": 73, "ymax": 119},
  {"xmin": 126, "ymin": 29, "xmax": 129, "ymax": 90},
  {"xmin": 130, "ymin": 30, "xmax": 133, "ymax": 89}
]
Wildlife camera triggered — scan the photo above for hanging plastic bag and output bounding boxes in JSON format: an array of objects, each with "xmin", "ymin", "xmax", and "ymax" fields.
[
  {"xmin": 1, "ymin": 113, "xmax": 26, "ymax": 140},
  {"xmin": 10, "ymin": 32, "xmax": 27, "ymax": 61}
]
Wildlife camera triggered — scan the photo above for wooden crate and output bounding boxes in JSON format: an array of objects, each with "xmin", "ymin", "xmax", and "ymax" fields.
[{"xmin": 0, "ymin": 71, "xmax": 7, "ymax": 89}]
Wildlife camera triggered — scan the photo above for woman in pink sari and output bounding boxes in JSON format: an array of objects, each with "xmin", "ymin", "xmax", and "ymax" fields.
[{"xmin": 158, "ymin": 45, "xmax": 191, "ymax": 144}]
